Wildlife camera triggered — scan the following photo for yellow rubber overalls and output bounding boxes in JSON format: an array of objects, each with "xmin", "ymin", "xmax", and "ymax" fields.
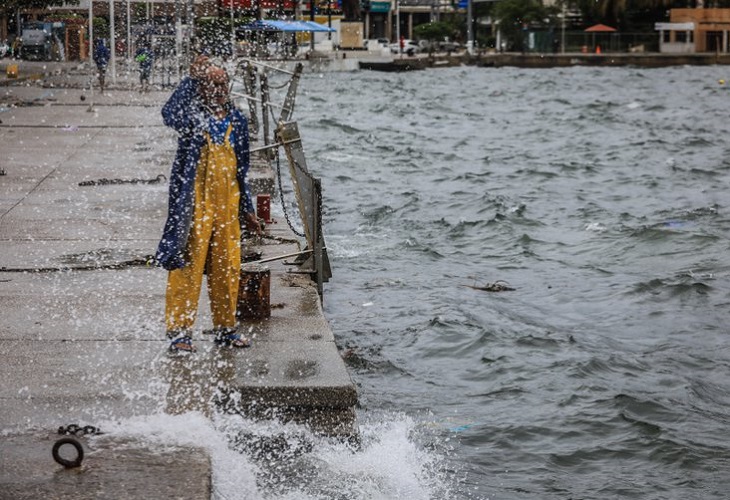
[{"xmin": 165, "ymin": 123, "xmax": 241, "ymax": 332}]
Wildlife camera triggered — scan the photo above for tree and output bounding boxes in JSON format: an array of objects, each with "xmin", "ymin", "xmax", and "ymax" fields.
[
  {"xmin": 493, "ymin": 0, "xmax": 555, "ymax": 51},
  {"xmin": 1, "ymin": 0, "xmax": 79, "ymax": 11},
  {"xmin": 569, "ymin": 0, "xmax": 694, "ymax": 31},
  {"xmin": 413, "ymin": 20, "xmax": 459, "ymax": 52},
  {"xmin": 1, "ymin": 0, "xmax": 79, "ymax": 40}
]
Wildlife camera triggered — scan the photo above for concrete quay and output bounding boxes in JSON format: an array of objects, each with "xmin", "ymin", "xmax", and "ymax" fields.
[
  {"xmin": 0, "ymin": 78, "xmax": 356, "ymax": 496},
  {"xmin": 358, "ymin": 50, "xmax": 730, "ymax": 70},
  {"xmin": 474, "ymin": 51, "xmax": 730, "ymax": 68},
  {"xmin": 5, "ymin": 49, "xmax": 730, "ymax": 87}
]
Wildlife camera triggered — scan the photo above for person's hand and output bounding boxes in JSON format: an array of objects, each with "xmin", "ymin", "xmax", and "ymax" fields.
[
  {"xmin": 244, "ymin": 212, "xmax": 262, "ymax": 236},
  {"xmin": 190, "ymin": 55, "xmax": 210, "ymax": 80}
]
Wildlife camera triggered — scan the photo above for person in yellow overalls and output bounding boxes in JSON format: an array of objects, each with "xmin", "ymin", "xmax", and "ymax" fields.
[{"xmin": 156, "ymin": 57, "xmax": 260, "ymax": 353}]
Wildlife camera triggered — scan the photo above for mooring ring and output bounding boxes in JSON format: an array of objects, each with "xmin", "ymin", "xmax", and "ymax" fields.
[{"xmin": 52, "ymin": 437, "xmax": 84, "ymax": 468}]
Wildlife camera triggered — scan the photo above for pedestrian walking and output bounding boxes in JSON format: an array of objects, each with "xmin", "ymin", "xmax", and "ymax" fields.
[
  {"xmin": 135, "ymin": 42, "xmax": 153, "ymax": 92},
  {"xmin": 11, "ymin": 36, "xmax": 22, "ymax": 59},
  {"xmin": 155, "ymin": 55, "xmax": 261, "ymax": 353},
  {"xmin": 93, "ymin": 38, "xmax": 110, "ymax": 92}
]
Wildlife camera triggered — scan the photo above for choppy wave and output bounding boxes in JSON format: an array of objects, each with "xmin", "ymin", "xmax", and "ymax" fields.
[{"xmin": 299, "ymin": 65, "xmax": 730, "ymax": 499}]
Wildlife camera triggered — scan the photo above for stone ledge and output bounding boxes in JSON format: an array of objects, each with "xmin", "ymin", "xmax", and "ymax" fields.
[{"xmin": 0, "ymin": 433, "xmax": 211, "ymax": 500}]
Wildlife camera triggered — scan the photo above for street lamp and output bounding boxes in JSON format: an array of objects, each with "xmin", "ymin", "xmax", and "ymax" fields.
[
  {"xmin": 88, "ymin": 0, "xmax": 93, "ymax": 56},
  {"xmin": 127, "ymin": 0, "xmax": 131, "ymax": 64},
  {"xmin": 466, "ymin": 0, "xmax": 473, "ymax": 55},
  {"xmin": 560, "ymin": 3, "xmax": 565, "ymax": 54},
  {"xmin": 231, "ymin": 0, "xmax": 235, "ymax": 56},
  {"xmin": 110, "ymin": 0, "xmax": 116, "ymax": 82},
  {"xmin": 88, "ymin": 0, "xmax": 94, "ymax": 108},
  {"xmin": 395, "ymin": 0, "xmax": 400, "ymax": 57}
]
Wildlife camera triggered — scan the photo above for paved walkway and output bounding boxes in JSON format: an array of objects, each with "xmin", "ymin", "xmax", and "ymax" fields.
[{"xmin": 0, "ymin": 74, "xmax": 355, "ymax": 496}]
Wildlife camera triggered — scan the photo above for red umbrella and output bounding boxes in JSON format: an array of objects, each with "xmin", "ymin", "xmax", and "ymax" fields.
[
  {"xmin": 584, "ymin": 24, "xmax": 617, "ymax": 52},
  {"xmin": 584, "ymin": 24, "xmax": 617, "ymax": 32}
]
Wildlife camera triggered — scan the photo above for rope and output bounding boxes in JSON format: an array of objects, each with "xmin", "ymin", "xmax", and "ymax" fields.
[{"xmin": 275, "ymin": 149, "xmax": 305, "ymax": 238}]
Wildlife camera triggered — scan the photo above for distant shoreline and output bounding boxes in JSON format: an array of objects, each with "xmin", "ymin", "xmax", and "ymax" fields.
[{"xmin": 360, "ymin": 52, "xmax": 730, "ymax": 71}]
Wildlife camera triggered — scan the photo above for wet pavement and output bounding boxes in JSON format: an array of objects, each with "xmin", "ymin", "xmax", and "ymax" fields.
[{"xmin": 0, "ymin": 68, "xmax": 355, "ymax": 496}]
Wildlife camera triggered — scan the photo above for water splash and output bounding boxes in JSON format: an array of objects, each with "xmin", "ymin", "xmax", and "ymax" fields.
[{"xmin": 94, "ymin": 411, "xmax": 452, "ymax": 500}]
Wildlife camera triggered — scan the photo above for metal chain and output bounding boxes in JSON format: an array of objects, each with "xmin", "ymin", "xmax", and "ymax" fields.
[
  {"xmin": 78, "ymin": 174, "xmax": 166, "ymax": 187},
  {"xmin": 267, "ymin": 72, "xmax": 296, "ymax": 90},
  {"xmin": 58, "ymin": 424, "xmax": 103, "ymax": 436},
  {"xmin": 0, "ymin": 256, "xmax": 155, "ymax": 273},
  {"xmin": 275, "ymin": 149, "xmax": 305, "ymax": 238}
]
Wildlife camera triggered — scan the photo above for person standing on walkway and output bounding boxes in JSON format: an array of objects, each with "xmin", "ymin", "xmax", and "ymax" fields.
[
  {"xmin": 135, "ymin": 41, "xmax": 153, "ymax": 92},
  {"xmin": 156, "ymin": 55, "xmax": 261, "ymax": 353},
  {"xmin": 93, "ymin": 38, "xmax": 110, "ymax": 92},
  {"xmin": 11, "ymin": 36, "xmax": 22, "ymax": 59}
]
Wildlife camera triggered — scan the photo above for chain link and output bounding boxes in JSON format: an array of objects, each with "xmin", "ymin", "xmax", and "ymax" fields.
[{"xmin": 275, "ymin": 149, "xmax": 305, "ymax": 238}]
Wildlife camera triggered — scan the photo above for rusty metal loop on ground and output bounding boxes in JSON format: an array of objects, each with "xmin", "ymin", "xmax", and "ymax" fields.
[{"xmin": 52, "ymin": 437, "xmax": 84, "ymax": 468}]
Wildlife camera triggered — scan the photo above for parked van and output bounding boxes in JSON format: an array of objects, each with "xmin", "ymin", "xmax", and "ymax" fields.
[{"xmin": 365, "ymin": 38, "xmax": 390, "ymax": 54}]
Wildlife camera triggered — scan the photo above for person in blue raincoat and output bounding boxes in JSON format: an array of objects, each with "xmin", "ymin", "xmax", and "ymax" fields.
[
  {"xmin": 135, "ymin": 41, "xmax": 153, "ymax": 92},
  {"xmin": 156, "ymin": 55, "xmax": 261, "ymax": 353},
  {"xmin": 93, "ymin": 38, "xmax": 110, "ymax": 92}
]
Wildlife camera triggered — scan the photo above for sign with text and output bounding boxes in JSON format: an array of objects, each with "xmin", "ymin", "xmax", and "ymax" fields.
[{"xmin": 220, "ymin": 0, "xmax": 297, "ymax": 9}]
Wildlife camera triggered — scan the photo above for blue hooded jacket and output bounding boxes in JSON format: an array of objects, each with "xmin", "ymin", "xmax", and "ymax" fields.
[
  {"xmin": 155, "ymin": 77, "xmax": 254, "ymax": 271},
  {"xmin": 135, "ymin": 46, "xmax": 153, "ymax": 70},
  {"xmin": 93, "ymin": 39, "xmax": 110, "ymax": 68}
]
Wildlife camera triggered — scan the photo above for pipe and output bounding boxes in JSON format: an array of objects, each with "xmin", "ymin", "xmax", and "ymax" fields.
[{"xmin": 251, "ymin": 249, "xmax": 313, "ymax": 265}]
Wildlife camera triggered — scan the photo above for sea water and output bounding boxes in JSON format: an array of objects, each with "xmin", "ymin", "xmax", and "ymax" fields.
[
  {"xmin": 79, "ymin": 65, "xmax": 730, "ymax": 499},
  {"xmin": 293, "ymin": 65, "xmax": 730, "ymax": 499}
]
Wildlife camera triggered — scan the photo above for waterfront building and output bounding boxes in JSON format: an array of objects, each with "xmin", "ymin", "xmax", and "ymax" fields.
[{"xmin": 656, "ymin": 8, "xmax": 730, "ymax": 53}]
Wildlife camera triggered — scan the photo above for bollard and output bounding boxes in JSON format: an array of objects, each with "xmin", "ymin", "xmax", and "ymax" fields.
[
  {"xmin": 6, "ymin": 64, "xmax": 18, "ymax": 79},
  {"xmin": 237, "ymin": 264, "xmax": 271, "ymax": 320},
  {"xmin": 256, "ymin": 194, "xmax": 272, "ymax": 224}
]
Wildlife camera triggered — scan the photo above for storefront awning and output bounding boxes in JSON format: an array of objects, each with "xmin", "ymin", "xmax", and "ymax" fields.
[
  {"xmin": 655, "ymin": 22, "xmax": 695, "ymax": 31},
  {"xmin": 237, "ymin": 20, "xmax": 336, "ymax": 33}
]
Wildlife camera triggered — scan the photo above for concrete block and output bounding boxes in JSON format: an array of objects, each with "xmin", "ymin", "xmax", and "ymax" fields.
[{"xmin": 0, "ymin": 433, "xmax": 211, "ymax": 500}]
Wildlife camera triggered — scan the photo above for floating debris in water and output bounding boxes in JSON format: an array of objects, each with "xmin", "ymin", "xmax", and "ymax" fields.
[{"xmin": 461, "ymin": 280, "xmax": 515, "ymax": 292}]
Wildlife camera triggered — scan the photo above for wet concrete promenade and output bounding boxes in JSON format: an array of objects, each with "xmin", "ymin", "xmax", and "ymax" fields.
[{"xmin": 0, "ymin": 74, "xmax": 355, "ymax": 497}]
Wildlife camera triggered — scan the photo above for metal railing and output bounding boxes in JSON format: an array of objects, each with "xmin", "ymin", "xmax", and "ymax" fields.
[
  {"xmin": 277, "ymin": 121, "xmax": 332, "ymax": 296},
  {"xmin": 230, "ymin": 60, "xmax": 331, "ymax": 296}
]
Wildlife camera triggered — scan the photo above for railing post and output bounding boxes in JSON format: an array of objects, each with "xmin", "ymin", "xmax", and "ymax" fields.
[
  {"xmin": 313, "ymin": 178, "xmax": 324, "ymax": 297},
  {"xmin": 260, "ymin": 71, "xmax": 271, "ymax": 151},
  {"xmin": 243, "ymin": 64, "xmax": 259, "ymax": 136}
]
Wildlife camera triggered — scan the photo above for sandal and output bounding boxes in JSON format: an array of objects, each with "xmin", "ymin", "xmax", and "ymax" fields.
[
  {"xmin": 214, "ymin": 329, "xmax": 251, "ymax": 348},
  {"xmin": 169, "ymin": 335, "xmax": 196, "ymax": 353}
]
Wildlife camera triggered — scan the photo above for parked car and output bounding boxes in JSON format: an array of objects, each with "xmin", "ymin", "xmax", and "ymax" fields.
[
  {"xmin": 365, "ymin": 38, "xmax": 389, "ymax": 50},
  {"xmin": 439, "ymin": 39, "xmax": 462, "ymax": 52},
  {"xmin": 389, "ymin": 39, "xmax": 421, "ymax": 55},
  {"xmin": 417, "ymin": 38, "xmax": 462, "ymax": 53}
]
